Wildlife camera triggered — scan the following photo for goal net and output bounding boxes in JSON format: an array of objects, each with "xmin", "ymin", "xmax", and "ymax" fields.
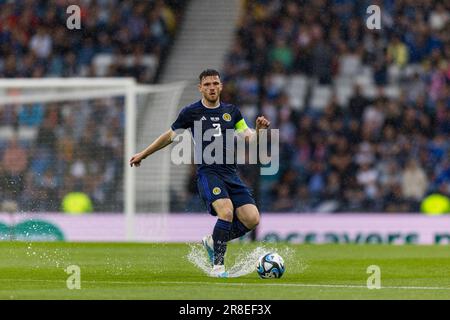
[{"xmin": 0, "ymin": 78, "xmax": 188, "ymax": 240}]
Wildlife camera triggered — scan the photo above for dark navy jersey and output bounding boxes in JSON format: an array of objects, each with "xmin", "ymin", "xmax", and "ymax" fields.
[{"xmin": 171, "ymin": 100, "xmax": 249, "ymax": 173}]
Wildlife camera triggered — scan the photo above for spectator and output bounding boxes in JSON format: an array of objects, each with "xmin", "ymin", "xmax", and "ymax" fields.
[
  {"xmin": 307, "ymin": 162, "xmax": 326, "ymax": 198},
  {"xmin": 387, "ymin": 35, "xmax": 409, "ymax": 67},
  {"xmin": 293, "ymin": 185, "xmax": 313, "ymax": 212},
  {"xmin": 29, "ymin": 26, "xmax": 52, "ymax": 59},
  {"xmin": 429, "ymin": 3, "xmax": 449, "ymax": 31},
  {"xmin": 18, "ymin": 103, "xmax": 44, "ymax": 127},
  {"xmin": 36, "ymin": 116, "xmax": 57, "ymax": 152},
  {"xmin": 36, "ymin": 169, "xmax": 59, "ymax": 211},
  {"xmin": 401, "ymin": 159, "xmax": 429, "ymax": 202},
  {"xmin": 323, "ymin": 171, "xmax": 342, "ymax": 201},
  {"xmin": 348, "ymin": 84, "xmax": 371, "ymax": 120},
  {"xmin": 433, "ymin": 159, "xmax": 450, "ymax": 195},
  {"xmin": 1, "ymin": 137, "xmax": 28, "ymax": 200},
  {"xmin": 311, "ymin": 31, "xmax": 333, "ymax": 84},
  {"xmin": 269, "ymin": 38, "xmax": 294, "ymax": 70},
  {"xmin": 357, "ymin": 160, "xmax": 378, "ymax": 193},
  {"xmin": 271, "ymin": 184, "xmax": 294, "ymax": 212}
]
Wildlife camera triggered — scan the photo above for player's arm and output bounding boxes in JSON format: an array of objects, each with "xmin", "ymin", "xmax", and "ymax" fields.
[
  {"xmin": 236, "ymin": 116, "xmax": 270, "ymax": 143},
  {"xmin": 129, "ymin": 129, "xmax": 176, "ymax": 167}
]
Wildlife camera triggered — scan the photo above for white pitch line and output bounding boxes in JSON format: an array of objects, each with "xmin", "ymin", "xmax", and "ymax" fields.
[
  {"xmin": 0, "ymin": 278, "xmax": 449, "ymax": 291},
  {"xmin": 147, "ymin": 281, "xmax": 450, "ymax": 291}
]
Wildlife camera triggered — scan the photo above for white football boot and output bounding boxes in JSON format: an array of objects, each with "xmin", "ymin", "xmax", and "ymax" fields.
[
  {"xmin": 210, "ymin": 264, "xmax": 229, "ymax": 278},
  {"xmin": 201, "ymin": 235, "xmax": 214, "ymax": 266}
]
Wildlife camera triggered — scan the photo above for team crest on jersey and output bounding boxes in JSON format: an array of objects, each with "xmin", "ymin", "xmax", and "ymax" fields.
[
  {"xmin": 222, "ymin": 113, "xmax": 231, "ymax": 122},
  {"xmin": 212, "ymin": 187, "xmax": 222, "ymax": 195}
]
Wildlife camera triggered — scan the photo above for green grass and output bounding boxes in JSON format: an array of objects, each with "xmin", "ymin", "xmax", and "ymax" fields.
[{"xmin": 0, "ymin": 242, "xmax": 449, "ymax": 299}]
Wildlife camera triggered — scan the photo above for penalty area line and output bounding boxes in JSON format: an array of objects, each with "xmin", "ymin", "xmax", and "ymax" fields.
[{"xmin": 0, "ymin": 278, "xmax": 449, "ymax": 291}]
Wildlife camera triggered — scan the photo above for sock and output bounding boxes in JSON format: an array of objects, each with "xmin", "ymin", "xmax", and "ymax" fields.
[
  {"xmin": 229, "ymin": 218, "xmax": 251, "ymax": 241},
  {"xmin": 212, "ymin": 219, "xmax": 231, "ymax": 265}
]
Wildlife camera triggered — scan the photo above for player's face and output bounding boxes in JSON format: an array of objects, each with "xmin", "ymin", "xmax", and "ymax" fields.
[{"xmin": 198, "ymin": 76, "xmax": 222, "ymax": 104}]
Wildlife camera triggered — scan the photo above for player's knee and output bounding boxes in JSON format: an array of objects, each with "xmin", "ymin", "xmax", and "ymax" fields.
[
  {"xmin": 213, "ymin": 199, "xmax": 234, "ymax": 221},
  {"xmin": 248, "ymin": 213, "xmax": 260, "ymax": 229},
  {"xmin": 217, "ymin": 207, "xmax": 233, "ymax": 221}
]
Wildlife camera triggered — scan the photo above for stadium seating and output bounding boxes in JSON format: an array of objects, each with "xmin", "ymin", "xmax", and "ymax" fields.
[
  {"xmin": 1, "ymin": 0, "xmax": 449, "ymax": 214},
  {"xmin": 0, "ymin": 0, "xmax": 186, "ymax": 212},
  {"xmin": 210, "ymin": 0, "xmax": 450, "ymax": 213}
]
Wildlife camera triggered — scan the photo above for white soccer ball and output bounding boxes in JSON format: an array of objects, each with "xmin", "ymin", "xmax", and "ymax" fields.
[{"xmin": 256, "ymin": 252, "xmax": 285, "ymax": 279}]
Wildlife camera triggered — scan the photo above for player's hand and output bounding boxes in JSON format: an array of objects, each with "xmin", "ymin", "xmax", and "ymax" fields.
[
  {"xmin": 256, "ymin": 116, "xmax": 270, "ymax": 130},
  {"xmin": 129, "ymin": 152, "xmax": 145, "ymax": 167}
]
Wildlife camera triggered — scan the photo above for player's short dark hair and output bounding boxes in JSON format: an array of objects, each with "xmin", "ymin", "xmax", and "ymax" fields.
[{"xmin": 199, "ymin": 69, "xmax": 220, "ymax": 83}]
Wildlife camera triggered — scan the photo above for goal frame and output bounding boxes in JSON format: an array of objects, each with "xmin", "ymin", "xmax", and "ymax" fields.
[{"xmin": 0, "ymin": 78, "xmax": 138, "ymax": 241}]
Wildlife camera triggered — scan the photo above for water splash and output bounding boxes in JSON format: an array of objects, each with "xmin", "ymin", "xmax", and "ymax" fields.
[
  {"xmin": 227, "ymin": 246, "xmax": 274, "ymax": 278},
  {"xmin": 186, "ymin": 243, "xmax": 306, "ymax": 278},
  {"xmin": 186, "ymin": 244, "xmax": 213, "ymax": 275},
  {"xmin": 105, "ymin": 256, "xmax": 133, "ymax": 275},
  {"xmin": 24, "ymin": 242, "xmax": 70, "ymax": 269}
]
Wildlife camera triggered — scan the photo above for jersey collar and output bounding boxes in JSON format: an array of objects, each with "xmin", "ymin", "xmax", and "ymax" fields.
[{"xmin": 201, "ymin": 99, "xmax": 221, "ymax": 109}]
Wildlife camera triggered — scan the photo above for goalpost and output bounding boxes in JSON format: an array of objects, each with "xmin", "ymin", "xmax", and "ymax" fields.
[{"xmin": 0, "ymin": 78, "xmax": 188, "ymax": 241}]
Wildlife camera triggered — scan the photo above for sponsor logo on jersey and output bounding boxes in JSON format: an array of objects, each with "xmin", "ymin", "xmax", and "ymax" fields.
[
  {"xmin": 212, "ymin": 187, "xmax": 221, "ymax": 195},
  {"xmin": 211, "ymin": 117, "xmax": 220, "ymax": 121},
  {"xmin": 222, "ymin": 113, "xmax": 231, "ymax": 122}
]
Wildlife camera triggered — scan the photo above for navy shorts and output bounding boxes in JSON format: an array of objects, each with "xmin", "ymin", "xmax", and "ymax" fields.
[{"xmin": 196, "ymin": 170, "xmax": 256, "ymax": 216}]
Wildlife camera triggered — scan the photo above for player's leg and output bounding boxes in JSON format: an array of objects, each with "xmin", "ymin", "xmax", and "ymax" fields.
[
  {"xmin": 231, "ymin": 203, "xmax": 260, "ymax": 240},
  {"xmin": 196, "ymin": 171, "xmax": 232, "ymax": 275},
  {"xmin": 225, "ymin": 173, "xmax": 258, "ymax": 240},
  {"xmin": 211, "ymin": 198, "xmax": 234, "ymax": 267}
]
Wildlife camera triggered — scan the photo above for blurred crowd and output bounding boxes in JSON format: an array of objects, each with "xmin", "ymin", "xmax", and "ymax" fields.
[
  {"xmin": 0, "ymin": 0, "xmax": 185, "ymax": 81},
  {"xmin": 1, "ymin": 0, "xmax": 449, "ymax": 214},
  {"xmin": 1, "ymin": 99, "xmax": 124, "ymax": 211},
  {"xmin": 184, "ymin": 0, "xmax": 450, "ymax": 213},
  {"xmin": 0, "ymin": 0, "xmax": 185, "ymax": 212}
]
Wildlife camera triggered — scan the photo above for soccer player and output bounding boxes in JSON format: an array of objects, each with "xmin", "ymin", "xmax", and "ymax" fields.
[{"xmin": 129, "ymin": 69, "xmax": 270, "ymax": 277}]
